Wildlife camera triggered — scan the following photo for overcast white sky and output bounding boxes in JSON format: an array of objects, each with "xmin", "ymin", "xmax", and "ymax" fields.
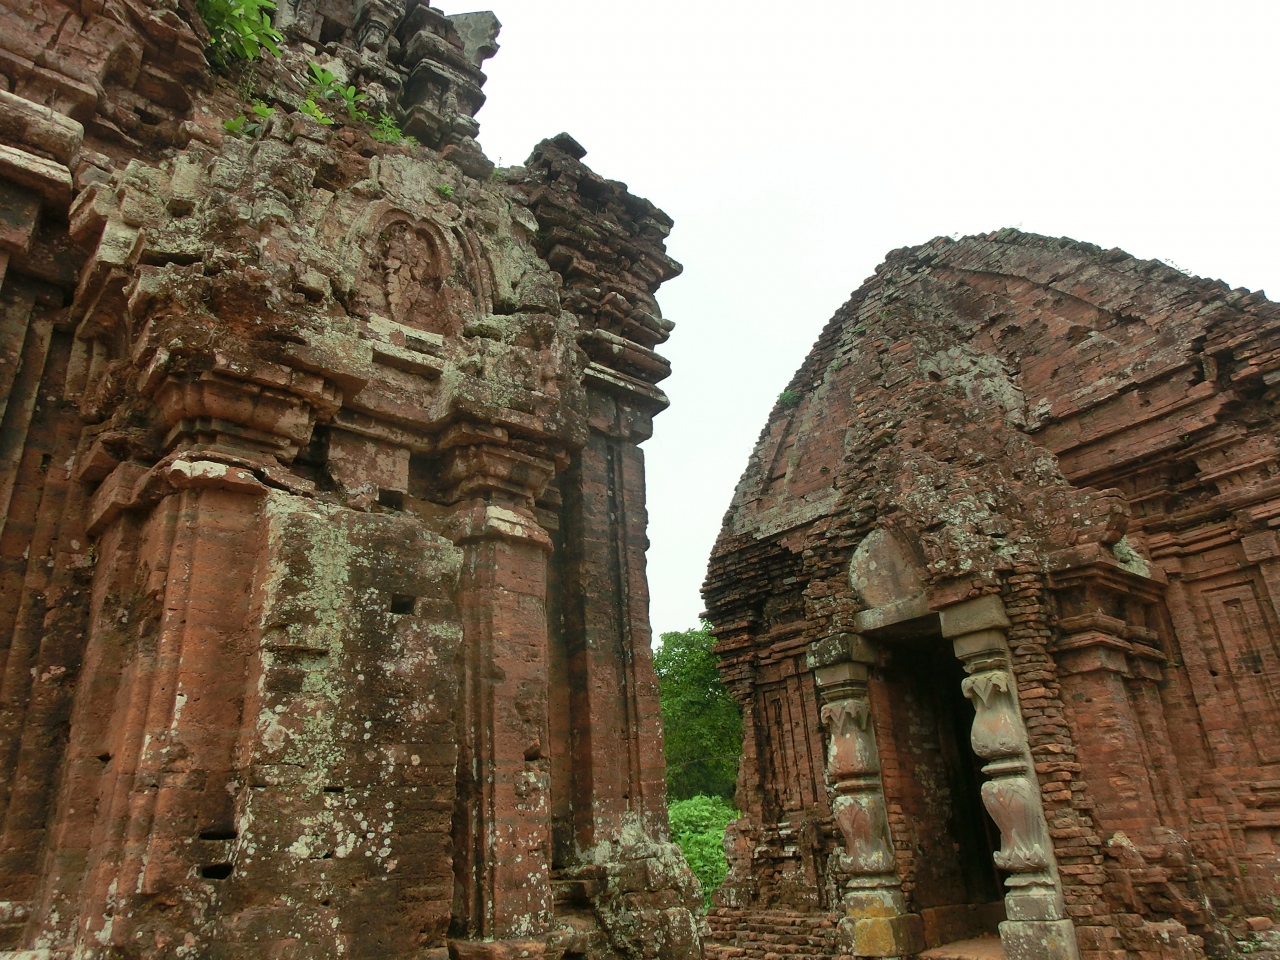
[{"xmin": 473, "ymin": 1, "xmax": 1280, "ymax": 641}]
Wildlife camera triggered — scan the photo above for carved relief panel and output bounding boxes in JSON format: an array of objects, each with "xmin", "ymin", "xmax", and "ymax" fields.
[{"xmin": 351, "ymin": 216, "xmax": 455, "ymax": 334}]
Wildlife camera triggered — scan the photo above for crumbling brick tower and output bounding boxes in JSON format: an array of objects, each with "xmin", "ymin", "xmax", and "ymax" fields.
[
  {"xmin": 703, "ymin": 232, "xmax": 1280, "ymax": 960},
  {"xmin": 0, "ymin": 0, "xmax": 702, "ymax": 956}
]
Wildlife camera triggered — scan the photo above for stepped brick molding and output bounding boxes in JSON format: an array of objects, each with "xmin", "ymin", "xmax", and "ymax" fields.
[
  {"xmin": 704, "ymin": 231, "xmax": 1280, "ymax": 960},
  {"xmin": 0, "ymin": 0, "xmax": 701, "ymax": 956}
]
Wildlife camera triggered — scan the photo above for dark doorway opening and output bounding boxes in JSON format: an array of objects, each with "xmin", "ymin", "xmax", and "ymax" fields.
[{"xmin": 878, "ymin": 631, "xmax": 1004, "ymax": 945}]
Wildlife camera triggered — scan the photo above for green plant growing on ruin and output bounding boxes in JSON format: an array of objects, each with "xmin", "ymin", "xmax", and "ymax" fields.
[
  {"xmin": 436, "ymin": 184, "xmax": 454, "ymax": 199},
  {"xmin": 299, "ymin": 98, "xmax": 334, "ymax": 125},
  {"xmin": 340, "ymin": 85, "xmax": 368, "ymax": 120},
  {"xmin": 777, "ymin": 388, "xmax": 801, "ymax": 409},
  {"xmin": 224, "ymin": 100, "xmax": 275, "ymax": 137},
  {"xmin": 370, "ymin": 113, "xmax": 417, "ymax": 145},
  {"xmin": 197, "ymin": 0, "xmax": 282, "ymax": 64},
  {"xmin": 306, "ymin": 62, "xmax": 368, "ymax": 121},
  {"xmin": 668, "ymin": 794, "xmax": 737, "ymax": 909},
  {"xmin": 307, "ymin": 62, "xmax": 342, "ymax": 99}
]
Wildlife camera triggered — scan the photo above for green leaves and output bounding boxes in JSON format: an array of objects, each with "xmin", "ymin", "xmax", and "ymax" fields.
[
  {"xmin": 307, "ymin": 62, "xmax": 340, "ymax": 93},
  {"xmin": 198, "ymin": 0, "xmax": 282, "ymax": 64},
  {"xmin": 227, "ymin": 60, "xmax": 418, "ymax": 147},
  {"xmin": 299, "ymin": 99, "xmax": 334, "ymax": 125},
  {"xmin": 306, "ymin": 63, "xmax": 384, "ymax": 125},
  {"xmin": 669, "ymin": 795, "xmax": 737, "ymax": 908},
  {"xmin": 224, "ymin": 100, "xmax": 275, "ymax": 137},
  {"xmin": 654, "ymin": 623, "xmax": 742, "ymax": 802},
  {"xmin": 370, "ymin": 113, "xmax": 416, "ymax": 145}
]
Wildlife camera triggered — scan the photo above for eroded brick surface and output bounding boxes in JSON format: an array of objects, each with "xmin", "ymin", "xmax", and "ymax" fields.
[
  {"xmin": 705, "ymin": 232, "xmax": 1280, "ymax": 960},
  {"xmin": 0, "ymin": 1, "xmax": 700, "ymax": 956}
]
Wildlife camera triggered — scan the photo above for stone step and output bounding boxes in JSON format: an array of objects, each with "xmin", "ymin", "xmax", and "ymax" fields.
[{"xmin": 919, "ymin": 936, "xmax": 1007, "ymax": 960}]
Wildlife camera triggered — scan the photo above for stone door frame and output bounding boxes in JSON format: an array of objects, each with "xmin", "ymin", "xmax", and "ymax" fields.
[{"xmin": 811, "ymin": 530, "xmax": 1081, "ymax": 960}]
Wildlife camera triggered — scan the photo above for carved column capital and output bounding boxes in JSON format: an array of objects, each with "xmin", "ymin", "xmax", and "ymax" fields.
[{"xmin": 431, "ymin": 428, "xmax": 562, "ymax": 509}]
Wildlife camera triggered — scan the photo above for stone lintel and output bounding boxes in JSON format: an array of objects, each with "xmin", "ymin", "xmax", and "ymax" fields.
[
  {"xmin": 1045, "ymin": 541, "xmax": 1168, "ymax": 593},
  {"xmin": 1242, "ymin": 529, "xmax": 1280, "ymax": 562},
  {"xmin": 327, "ymin": 428, "xmax": 410, "ymax": 495},
  {"xmin": 1130, "ymin": 655, "xmax": 1165, "ymax": 681},
  {"xmin": 938, "ymin": 594, "xmax": 1011, "ymax": 639},
  {"xmin": 0, "ymin": 180, "xmax": 41, "ymax": 256},
  {"xmin": 437, "ymin": 443, "xmax": 557, "ymax": 505},
  {"xmin": 583, "ymin": 361, "xmax": 669, "ymax": 414},
  {"xmin": 0, "ymin": 88, "xmax": 85, "ymax": 165},
  {"xmin": 86, "ymin": 455, "xmax": 279, "ymax": 535},
  {"xmin": 85, "ymin": 461, "xmax": 150, "ymax": 535},
  {"xmin": 0, "ymin": 142, "xmax": 72, "ymax": 208},
  {"xmin": 1053, "ymin": 635, "xmax": 1132, "ymax": 677},
  {"xmin": 852, "ymin": 594, "xmax": 930, "ymax": 634},
  {"xmin": 806, "ymin": 632, "xmax": 875, "ymax": 671},
  {"xmin": 164, "ymin": 458, "xmax": 270, "ymax": 496}
]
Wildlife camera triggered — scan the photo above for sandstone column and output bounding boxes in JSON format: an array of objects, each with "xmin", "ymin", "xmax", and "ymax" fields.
[
  {"xmin": 939, "ymin": 596, "xmax": 1080, "ymax": 960},
  {"xmin": 41, "ymin": 366, "xmax": 331, "ymax": 950},
  {"xmin": 557, "ymin": 380, "xmax": 669, "ymax": 851},
  {"xmin": 444, "ymin": 440, "xmax": 557, "ymax": 941},
  {"xmin": 811, "ymin": 633, "xmax": 923, "ymax": 959}
]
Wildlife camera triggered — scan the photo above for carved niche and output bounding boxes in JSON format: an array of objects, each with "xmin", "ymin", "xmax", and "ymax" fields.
[{"xmin": 351, "ymin": 215, "xmax": 457, "ymax": 334}]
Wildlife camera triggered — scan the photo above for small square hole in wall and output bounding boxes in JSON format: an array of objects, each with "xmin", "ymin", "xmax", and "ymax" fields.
[
  {"xmin": 378, "ymin": 489, "xmax": 404, "ymax": 510},
  {"xmin": 390, "ymin": 595, "xmax": 416, "ymax": 615},
  {"xmin": 200, "ymin": 863, "xmax": 233, "ymax": 880}
]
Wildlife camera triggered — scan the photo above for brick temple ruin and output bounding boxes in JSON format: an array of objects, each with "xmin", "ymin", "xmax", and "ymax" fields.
[
  {"xmin": 704, "ymin": 231, "xmax": 1280, "ymax": 960},
  {"xmin": 5, "ymin": 0, "xmax": 1280, "ymax": 956},
  {"xmin": 0, "ymin": 0, "xmax": 705, "ymax": 956}
]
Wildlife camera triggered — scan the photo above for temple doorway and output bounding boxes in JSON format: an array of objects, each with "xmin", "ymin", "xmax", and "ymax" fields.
[{"xmin": 875, "ymin": 624, "xmax": 1006, "ymax": 947}]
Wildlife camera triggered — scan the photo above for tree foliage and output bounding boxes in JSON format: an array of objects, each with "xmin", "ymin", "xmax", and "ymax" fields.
[
  {"xmin": 668, "ymin": 794, "xmax": 737, "ymax": 909},
  {"xmin": 197, "ymin": 0, "xmax": 282, "ymax": 64},
  {"xmin": 654, "ymin": 623, "xmax": 742, "ymax": 802}
]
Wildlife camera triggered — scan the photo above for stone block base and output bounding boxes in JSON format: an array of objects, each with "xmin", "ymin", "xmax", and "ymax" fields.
[
  {"xmin": 839, "ymin": 912, "xmax": 925, "ymax": 957},
  {"xmin": 449, "ymin": 940, "xmax": 545, "ymax": 960},
  {"xmin": 1000, "ymin": 919, "xmax": 1081, "ymax": 960}
]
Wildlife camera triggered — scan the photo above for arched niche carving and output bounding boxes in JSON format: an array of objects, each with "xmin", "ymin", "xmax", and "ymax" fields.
[
  {"xmin": 350, "ymin": 212, "xmax": 459, "ymax": 336},
  {"xmin": 849, "ymin": 527, "xmax": 931, "ymax": 632}
]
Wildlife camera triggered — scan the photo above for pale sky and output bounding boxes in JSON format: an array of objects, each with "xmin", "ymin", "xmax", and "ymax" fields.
[{"xmin": 473, "ymin": 1, "xmax": 1280, "ymax": 640}]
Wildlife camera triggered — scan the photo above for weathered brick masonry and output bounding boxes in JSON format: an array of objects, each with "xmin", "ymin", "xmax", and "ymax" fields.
[
  {"xmin": 0, "ymin": 0, "xmax": 702, "ymax": 956},
  {"xmin": 704, "ymin": 232, "xmax": 1280, "ymax": 960}
]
